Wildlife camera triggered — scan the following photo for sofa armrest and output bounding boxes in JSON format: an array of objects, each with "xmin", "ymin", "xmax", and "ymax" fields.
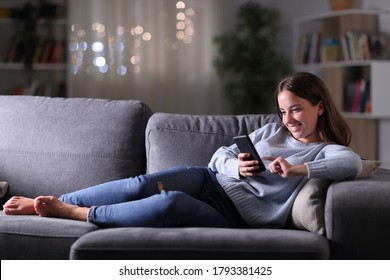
[{"xmin": 325, "ymin": 168, "xmax": 390, "ymax": 259}]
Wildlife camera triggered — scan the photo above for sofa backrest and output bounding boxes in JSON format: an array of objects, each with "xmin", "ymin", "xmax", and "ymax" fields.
[
  {"xmin": 145, "ymin": 112, "xmax": 281, "ymax": 173},
  {"xmin": 0, "ymin": 96, "xmax": 152, "ymax": 203}
]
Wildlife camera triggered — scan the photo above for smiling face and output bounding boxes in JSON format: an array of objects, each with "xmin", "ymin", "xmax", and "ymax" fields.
[{"xmin": 277, "ymin": 90, "xmax": 324, "ymax": 143}]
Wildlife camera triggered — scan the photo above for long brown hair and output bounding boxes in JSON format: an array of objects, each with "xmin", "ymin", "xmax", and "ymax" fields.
[{"xmin": 275, "ymin": 72, "xmax": 352, "ymax": 146}]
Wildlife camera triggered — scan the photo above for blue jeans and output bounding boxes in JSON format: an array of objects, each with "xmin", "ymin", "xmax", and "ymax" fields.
[{"xmin": 60, "ymin": 166, "xmax": 246, "ymax": 228}]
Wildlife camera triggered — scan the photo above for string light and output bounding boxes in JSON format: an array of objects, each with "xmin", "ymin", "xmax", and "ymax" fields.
[
  {"xmin": 69, "ymin": 1, "xmax": 195, "ymax": 76},
  {"xmin": 175, "ymin": 1, "xmax": 194, "ymax": 44}
]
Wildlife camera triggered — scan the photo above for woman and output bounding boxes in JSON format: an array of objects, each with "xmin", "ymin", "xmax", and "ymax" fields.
[{"xmin": 3, "ymin": 72, "xmax": 362, "ymax": 228}]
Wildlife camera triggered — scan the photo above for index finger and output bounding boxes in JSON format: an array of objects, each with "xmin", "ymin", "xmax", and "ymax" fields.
[{"xmin": 262, "ymin": 156, "xmax": 276, "ymax": 161}]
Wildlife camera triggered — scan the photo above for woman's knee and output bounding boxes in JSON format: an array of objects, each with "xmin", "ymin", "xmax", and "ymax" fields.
[
  {"xmin": 159, "ymin": 191, "xmax": 188, "ymax": 214},
  {"xmin": 156, "ymin": 190, "xmax": 214, "ymax": 221}
]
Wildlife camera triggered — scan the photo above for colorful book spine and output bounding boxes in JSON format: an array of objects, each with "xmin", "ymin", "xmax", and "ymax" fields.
[{"xmin": 344, "ymin": 79, "xmax": 371, "ymax": 113}]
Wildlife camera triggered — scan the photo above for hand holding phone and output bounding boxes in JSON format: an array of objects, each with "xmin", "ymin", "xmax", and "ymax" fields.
[{"xmin": 233, "ymin": 135, "xmax": 266, "ymax": 172}]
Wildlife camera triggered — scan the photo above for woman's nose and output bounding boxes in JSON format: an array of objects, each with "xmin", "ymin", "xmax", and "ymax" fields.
[{"xmin": 284, "ymin": 112, "xmax": 293, "ymax": 122}]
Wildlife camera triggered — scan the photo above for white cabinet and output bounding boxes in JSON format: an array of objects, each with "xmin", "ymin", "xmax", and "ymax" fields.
[{"xmin": 294, "ymin": 9, "xmax": 390, "ymax": 160}]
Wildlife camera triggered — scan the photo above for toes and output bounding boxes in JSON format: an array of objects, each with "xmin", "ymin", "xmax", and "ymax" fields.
[
  {"xmin": 3, "ymin": 208, "xmax": 20, "ymax": 215},
  {"xmin": 3, "ymin": 202, "xmax": 18, "ymax": 209},
  {"xmin": 34, "ymin": 198, "xmax": 46, "ymax": 212},
  {"xmin": 34, "ymin": 196, "xmax": 57, "ymax": 217},
  {"xmin": 35, "ymin": 196, "xmax": 56, "ymax": 205},
  {"xmin": 3, "ymin": 196, "xmax": 20, "ymax": 207}
]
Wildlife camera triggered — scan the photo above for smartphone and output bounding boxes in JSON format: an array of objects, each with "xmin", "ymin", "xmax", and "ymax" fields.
[{"xmin": 233, "ymin": 135, "xmax": 266, "ymax": 172}]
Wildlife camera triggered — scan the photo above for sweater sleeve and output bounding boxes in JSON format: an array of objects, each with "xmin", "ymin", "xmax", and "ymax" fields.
[
  {"xmin": 305, "ymin": 144, "xmax": 362, "ymax": 181},
  {"xmin": 208, "ymin": 145, "xmax": 241, "ymax": 179}
]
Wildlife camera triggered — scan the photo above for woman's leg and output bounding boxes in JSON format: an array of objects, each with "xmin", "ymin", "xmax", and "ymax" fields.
[
  {"xmin": 60, "ymin": 166, "xmax": 213, "ymax": 207},
  {"xmin": 3, "ymin": 166, "xmax": 224, "ymax": 226},
  {"xmin": 31, "ymin": 189, "xmax": 233, "ymax": 227},
  {"xmin": 88, "ymin": 190, "xmax": 233, "ymax": 228}
]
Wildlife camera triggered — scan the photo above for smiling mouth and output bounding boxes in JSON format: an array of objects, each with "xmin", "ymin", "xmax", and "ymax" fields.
[{"xmin": 287, "ymin": 123, "xmax": 301, "ymax": 132}]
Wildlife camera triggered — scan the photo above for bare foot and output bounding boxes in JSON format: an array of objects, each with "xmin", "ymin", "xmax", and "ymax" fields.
[
  {"xmin": 34, "ymin": 196, "xmax": 89, "ymax": 221},
  {"xmin": 3, "ymin": 196, "xmax": 37, "ymax": 215}
]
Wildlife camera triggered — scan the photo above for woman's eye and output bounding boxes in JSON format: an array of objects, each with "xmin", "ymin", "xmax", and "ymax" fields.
[{"xmin": 291, "ymin": 108, "xmax": 301, "ymax": 113}]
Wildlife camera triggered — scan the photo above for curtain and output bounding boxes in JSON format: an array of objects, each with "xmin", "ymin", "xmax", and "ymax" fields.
[{"xmin": 68, "ymin": 0, "xmax": 229, "ymax": 114}]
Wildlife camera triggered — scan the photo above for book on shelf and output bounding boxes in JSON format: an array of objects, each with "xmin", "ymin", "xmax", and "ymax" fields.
[
  {"xmin": 321, "ymin": 38, "xmax": 339, "ymax": 62},
  {"xmin": 296, "ymin": 32, "xmax": 341, "ymax": 64},
  {"xmin": 4, "ymin": 35, "xmax": 20, "ymax": 63},
  {"xmin": 341, "ymin": 31, "xmax": 386, "ymax": 61},
  {"xmin": 296, "ymin": 32, "xmax": 322, "ymax": 64},
  {"xmin": 4, "ymin": 36, "xmax": 66, "ymax": 64},
  {"xmin": 40, "ymin": 39, "xmax": 54, "ymax": 63},
  {"xmin": 344, "ymin": 79, "xmax": 371, "ymax": 113},
  {"xmin": 11, "ymin": 80, "xmax": 66, "ymax": 97},
  {"xmin": 296, "ymin": 31, "xmax": 386, "ymax": 64},
  {"xmin": 33, "ymin": 39, "xmax": 66, "ymax": 64}
]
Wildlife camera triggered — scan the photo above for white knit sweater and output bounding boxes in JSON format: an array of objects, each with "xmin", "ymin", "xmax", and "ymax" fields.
[{"xmin": 208, "ymin": 123, "xmax": 362, "ymax": 228}]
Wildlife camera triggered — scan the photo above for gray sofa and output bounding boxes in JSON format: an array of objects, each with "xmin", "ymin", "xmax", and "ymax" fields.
[{"xmin": 0, "ymin": 96, "xmax": 389, "ymax": 260}]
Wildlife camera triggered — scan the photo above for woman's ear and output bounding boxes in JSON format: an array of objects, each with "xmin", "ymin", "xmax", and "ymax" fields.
[{"xmin": 317, "ymin": 101, "xmax": 324, "ymax": 116}]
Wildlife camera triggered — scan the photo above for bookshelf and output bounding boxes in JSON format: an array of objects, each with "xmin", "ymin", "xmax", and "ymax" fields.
[
  {"xmin": 0, "ymin": 0, "xmax": 67, "ymax": 97},
  {"xmin": 294, "ymin": 9, "xmax": 390, "ymax": 160}
]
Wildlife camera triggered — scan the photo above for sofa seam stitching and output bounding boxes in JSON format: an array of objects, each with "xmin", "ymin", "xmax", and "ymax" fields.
[
  {"xmin": 153, "ymin": 125, "xmax": 237, "ymax": 137},
  {"xmin": 0, "ymin": 149, "xmax": 130, "ymax": 160},
  {"xmin": 0, "ymin": 231, "xmax": 87, "ymax": 239}
]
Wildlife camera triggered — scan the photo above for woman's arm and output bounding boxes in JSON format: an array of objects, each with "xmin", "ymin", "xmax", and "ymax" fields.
[
  {"xmin": 265, "ymin": 156, "xmax": 308, "ymax": 178},
  {"xmin": 263, "ymin": 145, "xmax": 362, "ymax": 181},
  {"xmin": 305, "ymin": 145, "xmax": 362, "ymax": 181},
  {"xmin": 208, "ymin": 145, "xmax": 241, "ymax": 179}
]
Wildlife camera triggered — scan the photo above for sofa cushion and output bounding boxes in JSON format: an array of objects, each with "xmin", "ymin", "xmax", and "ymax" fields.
[
  {"xmin": 70, "ymin": 227, "xmax": 329, "ymax": 260},
  {"xmin": 358, "ymin": 159, "xmax": 381, "ymax": 178},
  {"xmin": 288, "ymin": 179, "xmax": 330, "ymax": 235},
  {"xmin": 0, "ymin": 96, "xmax": 152, "ymax": 204},
  {"xmin": 145, "ymin": 112, "xmax": 280, "ymax": 173},
  {"xmin": 0, "ymin": 212, "xmax": 99, "ymax": 259}
]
